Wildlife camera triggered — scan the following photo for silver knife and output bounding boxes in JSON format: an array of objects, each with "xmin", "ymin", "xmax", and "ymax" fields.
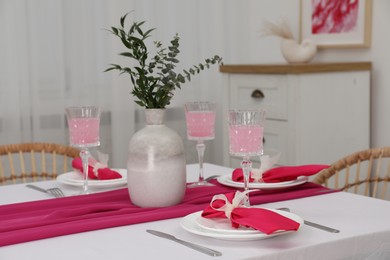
[{"xmin": 146, "ymin": 229, "xmax": 222, "ymax": 257}]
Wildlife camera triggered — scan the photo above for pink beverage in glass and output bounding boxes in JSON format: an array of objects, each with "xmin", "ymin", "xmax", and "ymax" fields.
[
  {"xmin": 186, "ymin": 111, "xmax": 216, "ymax": 140},
  {"xmin": 68, "ymin": 118, "xmax": 100, "ymax": 147},
  {"xmin": 229, "ymin": 125, "xmax": 264, "ymax": 156}
]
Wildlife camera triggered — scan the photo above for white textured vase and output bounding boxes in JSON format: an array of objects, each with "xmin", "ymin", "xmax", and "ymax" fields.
[
  {"xmin": 280, "ymin": 38, "xmax": 317, "ymax": 64},
  {"xmin": 127, "ymin": 109, "xmax": 186, "ymax": 207}
]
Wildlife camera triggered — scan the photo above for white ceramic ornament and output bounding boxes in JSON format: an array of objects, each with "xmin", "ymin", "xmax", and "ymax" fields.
[{"xmin": 280, "ymin": 38, "xmax": 317, "ymax": 64}]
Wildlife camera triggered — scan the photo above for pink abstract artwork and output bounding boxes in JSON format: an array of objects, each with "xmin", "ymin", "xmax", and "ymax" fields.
[{"xmin": 311, "ymin": 0, "xmax": 359, "ymax": 34}]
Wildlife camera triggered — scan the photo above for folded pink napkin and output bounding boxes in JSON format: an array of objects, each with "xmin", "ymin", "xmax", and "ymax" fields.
[
  {"xmin": 232, "ymin": 165, "xmax": 328, "ymax": 183},
  {"xmin": 201, "ymin": 191, "xmax": 300, "ymax": 234},
  {"xmin": 0, "ymin": 181, "xmax": 338, "ymax": 247},
  {"xmin": 72, "ymin": 157, "xmax": 122, "ymax": 180}
]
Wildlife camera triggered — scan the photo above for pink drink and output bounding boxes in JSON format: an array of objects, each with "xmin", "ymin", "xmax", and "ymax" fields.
[
  {"xmin": 229, "ymin": 125, "xmax": 264, "ymax": 156},
  {"xmin": 186, "ymin": 111, "xmax": 216, "ymax": 140},
  {"xmin": 68, "ymin": 118, "xmax": 100, "ymax": 147}
]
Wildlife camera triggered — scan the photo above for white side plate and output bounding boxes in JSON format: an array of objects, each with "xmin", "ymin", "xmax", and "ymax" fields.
[
  {"xmin": 56, "ymin": 169, "xmax": 127, "ymax": 189},
  {"xmin": 217, "ymin": 174, "xmax": 308, "ymax": 190}
]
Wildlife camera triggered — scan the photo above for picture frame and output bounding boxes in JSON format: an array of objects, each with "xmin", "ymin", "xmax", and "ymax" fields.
[{"xmin": 300, "ymin": 0, "xmax": 372, "ymax": 48}]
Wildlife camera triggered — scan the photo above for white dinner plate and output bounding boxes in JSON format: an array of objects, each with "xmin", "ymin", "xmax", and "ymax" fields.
[
  {"xmin": 217, "ymin": 174, "xmax": 308, "ymax": 190},
  {"xmin": 180, "ymin": 210, "xmax": 303, "ymax": 241},
  {"xmin": 56, "ymin": 169, "xmax": 127, "ymax": 189}
]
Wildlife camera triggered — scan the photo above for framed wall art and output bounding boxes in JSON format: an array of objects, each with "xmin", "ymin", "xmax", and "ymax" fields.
[{"xmin": 300, "ymin": 0, "xmax": 372, "ymax": 48}]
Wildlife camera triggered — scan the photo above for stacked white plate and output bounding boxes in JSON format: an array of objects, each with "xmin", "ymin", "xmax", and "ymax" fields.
[
  {"xmin": 56, "ymin": 169, "xmax": 127, "ymax": 189},
  {"xmin": 180, "ymin": 209, "xmax": 303, "ymax": 241},
  {"xmin": 217, "ymin": 175, "xmax": 308, "ymax": 190}
]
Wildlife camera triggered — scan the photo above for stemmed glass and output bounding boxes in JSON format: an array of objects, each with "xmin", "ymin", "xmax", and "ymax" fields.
[
  {"xmin": 185, "ymin": 102, "xmax": 216, "ymax": 187},
  {"xmin": 228, "ymin": 109, "xmax": 266, "ymax": 206},
  {"xmin": 66, "ymin": 106, "xmax": 101, "ymax": 195}
]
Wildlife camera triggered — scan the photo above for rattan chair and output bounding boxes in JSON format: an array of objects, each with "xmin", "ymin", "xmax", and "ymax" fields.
[
  {"xmin": 313, "ymin": 147, "xmax": 390, "ymax": 200},
  {"xmin": 0, "ymin": 142, "xmax": 80, "ymax": 185}
]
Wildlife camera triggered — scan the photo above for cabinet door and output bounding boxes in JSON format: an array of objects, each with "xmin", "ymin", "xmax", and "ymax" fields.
[
  {"xmin": 229, "ymin": 74, "xmax": 288, "ymax": 120},
  {"xmin": 288, "ymin": 71, "xmax": 370, "ymax": 165}
]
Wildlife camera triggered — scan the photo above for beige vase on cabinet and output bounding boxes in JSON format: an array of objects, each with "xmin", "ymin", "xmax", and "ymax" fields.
[{"xmin": 280, "ymin": 38, "xmax": 317, "ymax": 64}]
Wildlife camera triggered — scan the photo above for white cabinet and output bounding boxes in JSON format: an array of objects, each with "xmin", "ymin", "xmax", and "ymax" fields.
[{"xmin": 220, "ymin": 62, "xmax": 371, "ymax": 168}]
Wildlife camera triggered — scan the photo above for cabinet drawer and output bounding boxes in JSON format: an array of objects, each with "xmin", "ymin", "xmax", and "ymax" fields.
[
  {"xmin": 229, "ymin": 119, "xmax": 288, "ymax": 168},
  {"xmin": 229, "ymin": 74, "xmax": 288, "ymax": 120}
]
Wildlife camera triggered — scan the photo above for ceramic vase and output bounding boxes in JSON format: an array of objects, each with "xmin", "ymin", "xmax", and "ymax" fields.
[
  {"xmin": 127, "ymin": 109, "xmax": 186, "ymax": 207},
  {"xmin": 280, "ymin": 38, "xmax": 317, "ymax": 64}
]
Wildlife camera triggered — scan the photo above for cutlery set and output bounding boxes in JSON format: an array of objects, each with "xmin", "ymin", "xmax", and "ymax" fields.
[
  {"xmin": 26, "ymin": 173, "xmax": 339, "ymax": 257},
  {"xmin": 147, "ymin": 207, "xmax": 339, "ymax": 256},
  {"xmin": 146, "ymin": 206, "xmax": 339, "ymax": 256}
]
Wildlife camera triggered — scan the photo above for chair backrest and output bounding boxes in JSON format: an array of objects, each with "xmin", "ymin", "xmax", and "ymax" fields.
[
  {"xmin": 0, "ymin": 142, "xmax": 80, "ymax": 185},
  {"xmin": 313, "ymin": 147, "xmax": 390, "ymax": 200}
]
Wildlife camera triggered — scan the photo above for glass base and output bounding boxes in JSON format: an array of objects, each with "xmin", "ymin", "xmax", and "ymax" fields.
[
  {"xmin": 71, "ymin": 141, "xmax": 100, "ymax": 148},
  {"xmin": 187, "ymin": 180, "xmax": 214, "ymax": 188},
  {"xmin": 78, "ymin": 190, "xmax": 92, "ymax": 195}
]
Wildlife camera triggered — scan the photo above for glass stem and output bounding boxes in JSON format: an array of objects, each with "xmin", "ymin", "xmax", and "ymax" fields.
[
  {"xmin": 260, "ymin": 146, "xmax": 264, "ymax": 181},
  {"xmin": 241, "ymin": 157, "xmax": 252, "ymax": 207},
  {"xmin": 196, "ymin": 140, "xmax": 206, "ymax": 182},
  {"xmin": 80, "ymin": 149, "xmax": 91, "ymax": 194}
]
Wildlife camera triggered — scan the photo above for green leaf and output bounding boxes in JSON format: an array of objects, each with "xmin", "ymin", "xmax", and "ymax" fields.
[
  {"xmin": 119, "ymin": 52, "xmax": 135, "ymax": 59},
  {"xmin": 104, "ymin": 67, "xmax": 118, "ymax": 72},
  {"xmin": 119, "ymin": 37, "xmax": 132, "ymax": 49},
  {"xmin": 111, "ymin": 27, "xmax": 119, "ymax": 35},
  {"xmin": 135, "ymin": 25, "xmax": 143, "ymax": 36},
  {"xmin": 120, "ymin": 13, "xmax": 128, "ymax": 28}
]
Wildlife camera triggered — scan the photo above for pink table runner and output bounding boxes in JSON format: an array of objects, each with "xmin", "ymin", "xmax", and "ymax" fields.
[{"xmin": 0, "ymin": 181, "xmax": 338, "ymax": 247}]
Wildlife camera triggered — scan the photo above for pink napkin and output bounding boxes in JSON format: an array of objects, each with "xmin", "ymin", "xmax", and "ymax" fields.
[
  {"xmin": 0, "ymin": 181, "xmax": 338, "ymax": 247},
  {"xmin": 232, "ymin": 165, "xmax": 328, "ymax": 183},
  {"xmin": 201, "ymin": 191, "xmax": 300, "ymax": 234},
  {"xmin": 72, "ymin": 157, "xmax": 122, "ymax": 180}
]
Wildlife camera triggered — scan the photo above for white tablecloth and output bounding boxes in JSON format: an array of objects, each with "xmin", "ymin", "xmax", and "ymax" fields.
[{"xmin": 1, "ymin": 163, "xmax": 390, "ymax": 260}]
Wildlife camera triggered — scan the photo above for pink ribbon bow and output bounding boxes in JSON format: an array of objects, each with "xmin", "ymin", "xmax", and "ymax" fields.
[
  {"xmin": 72, "ymin": 157, "xmax": 122, "ymax": 180},
  {"xmin": 201, "ymin": 191, "xmax": 300, "ymax": 234}
]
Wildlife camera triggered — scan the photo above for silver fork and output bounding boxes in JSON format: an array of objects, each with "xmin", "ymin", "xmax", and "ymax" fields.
[
  {"xmin": 26, "ymin": 184, "xmax": 65, "ymax": 198},
  {"xmin": 277, "ymin": 207, "xmax": 340, "ymax": 233}
]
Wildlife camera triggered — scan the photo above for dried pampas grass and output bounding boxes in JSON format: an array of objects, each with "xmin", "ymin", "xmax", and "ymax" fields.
[{"xmin": 261, "ymin": 19, "xmax": 294, "ymax": 39}]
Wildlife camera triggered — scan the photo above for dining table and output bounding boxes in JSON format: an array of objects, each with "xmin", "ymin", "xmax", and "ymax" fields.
[{"xmin": 1, "ymin": 163, "xmax": 390, "ymax": 260}]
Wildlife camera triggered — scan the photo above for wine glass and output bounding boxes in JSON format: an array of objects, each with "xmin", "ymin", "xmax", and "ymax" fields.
[
  {"xmin": 66, "ymin": 106, "xmax": 101, "ymax": 195},
  {"xmin": 185, "ymin": 102, "xmax": 216, "ymax": 187},
  {"xmin": 228, "ymin": 109, "xmax": 266, "ymax": 206}
]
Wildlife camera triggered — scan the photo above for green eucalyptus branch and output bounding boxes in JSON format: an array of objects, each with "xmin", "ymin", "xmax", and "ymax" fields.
[{"xmin": 105, "ymin": 13, "xmax": 223, "ymax": 109}]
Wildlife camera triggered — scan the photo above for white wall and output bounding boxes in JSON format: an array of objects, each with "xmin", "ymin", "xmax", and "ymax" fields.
[{"xmin": 1, "ymin": 0, "xmax": 389, "ymax": 168}]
